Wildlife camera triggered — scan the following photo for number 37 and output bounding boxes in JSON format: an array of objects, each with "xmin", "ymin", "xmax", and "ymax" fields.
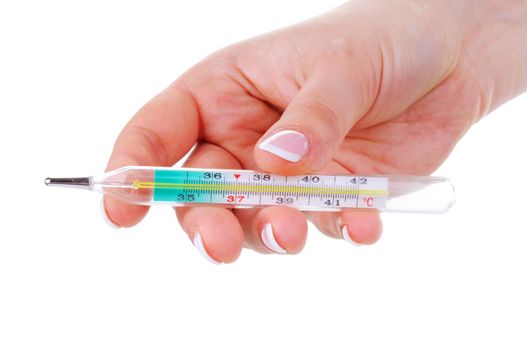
[{"xmin": 227, "ymin": 195, "xmax": 245, "ymax": 203}]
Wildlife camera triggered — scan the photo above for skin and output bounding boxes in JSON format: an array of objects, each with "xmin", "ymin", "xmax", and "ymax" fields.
[{"xmin": 103, "ymin": 0, "xmax": 527, "ymax": 263}]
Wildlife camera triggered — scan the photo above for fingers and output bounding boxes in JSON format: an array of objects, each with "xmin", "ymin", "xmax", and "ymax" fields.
[
  {"xmin": 175, "ymin": 143, "xmax": 245, "ymax": 264},
  {"xmin": 254, "ymin": 51, "xmax": 377, "ymax": 174},
  {"xmin": 175, "ymin": 143, "xmax": 308, "ymax": 263},
  {"xmin": 102, "ymin": 82, "xmax": 199, "ymax": 228},
  {"xmin": 307, "ymin": 210, "xmax": 383, "ymax": 246},
  {"xmin": 178, "ymin": 206, "xmax": 244, "ymax": 264},
  {"xmin": 234, "ymin": 206, "xmax": 308, "ymax": 255}
]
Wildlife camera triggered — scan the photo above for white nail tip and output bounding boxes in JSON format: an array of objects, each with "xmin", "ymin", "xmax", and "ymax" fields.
[
  {"xmin": 100, "ymin": 199, "xmax": 120, "ymax": 229},
  {"xmin": 193, "ymin": 233, "xmax": 221, "ymax": 265},
  {"xmin": 259, "ymin": 143, "xmax": 302, "ymax": 162},
  {"xmin": 341, "ymin": 225, "xmax": 362, "ymax": 246},
  {"xmin": 258, "ymin": 130, "xmax": 308, "ymax": 163},
  {"xmin": 261, "ymin": 223, "xmax": 288, "ymax": 254}
]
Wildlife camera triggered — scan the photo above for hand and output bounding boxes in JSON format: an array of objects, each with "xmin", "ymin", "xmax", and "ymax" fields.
[{"xmin": 102, "ymin": 0, "xmax": 527, "ymax": 263}]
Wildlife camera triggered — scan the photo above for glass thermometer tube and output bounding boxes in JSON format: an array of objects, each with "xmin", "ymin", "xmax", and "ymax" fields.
[{"xmin": 45, "ymin": 166, "xmax": 456, "ymax": 213}]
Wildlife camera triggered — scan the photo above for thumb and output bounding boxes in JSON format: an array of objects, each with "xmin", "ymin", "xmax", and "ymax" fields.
[{"xmin": 254, "ymin": 52, "xmax": 377, "ymax": 174}]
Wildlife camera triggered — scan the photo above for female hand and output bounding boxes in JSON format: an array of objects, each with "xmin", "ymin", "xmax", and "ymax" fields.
[{"xmin": 103, "ymin": 0, "xmax": 527, "ymax": 263}]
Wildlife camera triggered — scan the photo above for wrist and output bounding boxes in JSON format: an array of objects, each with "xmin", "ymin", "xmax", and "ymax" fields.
[
  {"xmin": 462, "ymin": 0, "xmax": 527, "ymax": 112},
  {"xmin": 468, "ymin": 0, "xmax": 527, "ymax": 23}
]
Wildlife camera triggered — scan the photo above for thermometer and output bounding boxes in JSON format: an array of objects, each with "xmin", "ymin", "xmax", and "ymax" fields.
[{"xmin": 45, "ymin": 166, "xmax": 455, "ymax": 213}]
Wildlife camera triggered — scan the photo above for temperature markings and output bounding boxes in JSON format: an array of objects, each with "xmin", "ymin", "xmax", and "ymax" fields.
[{"xmin": 147, "ymin": 169, "xmax": 389, "ymax": 209}]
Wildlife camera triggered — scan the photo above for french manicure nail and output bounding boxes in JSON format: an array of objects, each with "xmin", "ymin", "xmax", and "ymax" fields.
[
  {"xmin": 261, "ymin": 223, "xmax": 288, "ymax": 254},
  {"xmin": 341, "ymin": 224, "xmax": 362, "ymax": 246},
  {"xmin": 100, "ymin": 198, "xmax": 120, "ymax": 229},
  {"xmin": 193, "ymin": 232, "xmax": 221, "ymax": 265},
  {"xmin": 258, "ymin": 130, "xmax": 309, "ymax": 162}
]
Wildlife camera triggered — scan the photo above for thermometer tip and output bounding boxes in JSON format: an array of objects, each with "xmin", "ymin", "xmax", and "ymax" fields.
[{"xmin": 44, "ymin": 177, "xmax": 91, "ymax": 188}]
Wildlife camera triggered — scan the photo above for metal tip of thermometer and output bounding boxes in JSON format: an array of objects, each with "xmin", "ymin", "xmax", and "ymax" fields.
[{"xmin": 45, "ymin": 177, "xmax": 91, "ymax": 189}]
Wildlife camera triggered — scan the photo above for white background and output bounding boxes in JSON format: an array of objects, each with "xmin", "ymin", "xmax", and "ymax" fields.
[{"xmin": 1, "ymin": 1, "xmax": 526, "ymax": 349}]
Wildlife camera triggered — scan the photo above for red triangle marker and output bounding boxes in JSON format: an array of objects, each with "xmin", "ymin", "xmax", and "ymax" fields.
[{"xmin": 233, "ymin": 174, "xmax": 241, "ymax": 180}]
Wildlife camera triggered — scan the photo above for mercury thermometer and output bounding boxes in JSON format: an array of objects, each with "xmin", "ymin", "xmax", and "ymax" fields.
[{"xmin": 45, "ymin": 166, "xmax": 455, "ymax": 213}]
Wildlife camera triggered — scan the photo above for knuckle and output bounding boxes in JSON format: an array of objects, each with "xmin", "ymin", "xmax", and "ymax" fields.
[
  {"xmin": 127, "ymin": 124, "xmax": 170, "ymax": 165},
  {"xmin": 293, "ymin": 100, "xmax": 344, "ymax": 139}
]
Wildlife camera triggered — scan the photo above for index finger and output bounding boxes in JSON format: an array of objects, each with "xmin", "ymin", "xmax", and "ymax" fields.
[{"xmin": 102, "ymin": 82, "xmax": 199, "ymax": 228}]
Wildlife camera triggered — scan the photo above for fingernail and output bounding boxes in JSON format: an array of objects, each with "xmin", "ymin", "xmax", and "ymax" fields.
[
  {"xmin": 100, "ymin": 198, "xmax": 120, "ymax": 229},
  {"xmin": 261, "ymin": 223, "xmax": 287, "ymax": 254},
  {"xmin": 341, "ymin": 224, "xmax": 362, "ymax": 246},
  {"xmin": 258, "ymin": 130, "xmax": 309, "ymax": 162},
  {"xmin": 193, "ymin": 232, "xmax": 221, "ymax": 265}
]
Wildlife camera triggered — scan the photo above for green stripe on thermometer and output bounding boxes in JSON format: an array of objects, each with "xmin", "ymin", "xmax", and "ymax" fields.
[{"xmin": 45, "ymin": 166, "xmax": 456, "ymax": 213}]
